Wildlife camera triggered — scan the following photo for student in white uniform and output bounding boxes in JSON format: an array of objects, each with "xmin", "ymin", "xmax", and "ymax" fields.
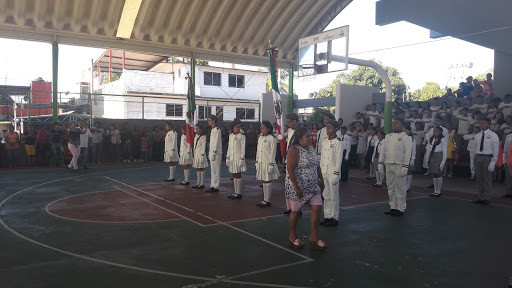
[
  {"xmin": 472, "ymin": 118, "xmax": 499, "ymax": 205},
  {"xmin": 179, "ymin": 126, "xmax": 193, "ymax": 185},
  {"xmin": 192, "ymin": 124, "xmax": 208, "ymax": 189},
  {"xmin": 255, "ymin": 121, "xmax": 280, "ymax": 207},
  {"xmin": 206, "ymin": 115, "xmax": 222, "ymax": 192},
  {"xmin": 378, "ymin": 118, "xmax": 412, "ymax": 216},
  {"xmin": 422, "ymin": 110, "xmax": 434, "ymax": 133},
  {"xmin": 338, "ymin": 126, "xmax": 351, "ymax": 182},
  {"xmin": 319, "ymin": 120, "xmax": 343, "ymax": 227},
  {"xmin": 463, "ymin": 126, "xmax": 481, "ymax": 179},
  {"xmin": 226, "ymin": 119, "xmax": 246, "ymax": 199},
  {"xmin": 365, "ymin": 127, "xmax": 378, "ymax": 179},
  {"xmin": 372, "ymin": 131, "xmax": 385, "ymax": 187},
  {"xmin": 283, "ymin": 113, "xmax": 299, "ymax": 215},
  {"xmin": 425, "ymin": 126, "xmax": 447, "ymax": 197},
  {"xmin": 163, "ymin": 122, "xmax": 179, "ymax": 182},
  {"xmin": 316, "ymin": 113, "xmax": 335, "ymax": 155},
  {"xmin": 403, "ymin": 126, "xmax": 416, "ymax": 192}
]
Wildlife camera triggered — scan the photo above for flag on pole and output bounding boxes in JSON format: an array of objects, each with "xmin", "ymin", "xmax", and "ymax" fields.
[
  {"xmin": 185, "ymin": 73, "xmax": 197, "ymax": 148},
  {"xmin": 269, "ymin": 47, "xmax": 286, "ymax": 157}
]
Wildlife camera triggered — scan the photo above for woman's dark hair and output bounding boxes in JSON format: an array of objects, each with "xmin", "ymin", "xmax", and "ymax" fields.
[
  {"xmin": 291, "ymin": 126, "xmax": 309, "ymax": 146},
  {"xmin": 429, "ymin": 126, "xmax": 444, "ymax": 151},
  {"xmin": 261, "ymin": 120, "xmax": 274, "ymax": 137},
  {"xmin": 232, "ymin": 118, "xmax": 241, "ymax": 127},
  {"xmin": 312, "ymin": 123, "xmax": 319, "ymax": 130},
  {"xmin": 377, "ymin": 131, "xmax": 386, "ymax": 138},
  {"xmin": 166, "ymin": 121, "xmax": 173, "ymax": 129},
  {"xmin": 195, "ymin": 124, "xmax": 204, "ymax": 135},
  {"xmin": 495, "ymin": 112, "xmax": 505, "ymax": 125}
]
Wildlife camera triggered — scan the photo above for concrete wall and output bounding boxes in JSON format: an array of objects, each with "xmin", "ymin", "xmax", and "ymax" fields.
[
  {"xmin": 335, "ymin": 84, "xmax": 379, "ymax": 123},
  {"xmin": 494, "ymin": 51, "xmax": 512, "ymax": 97}
]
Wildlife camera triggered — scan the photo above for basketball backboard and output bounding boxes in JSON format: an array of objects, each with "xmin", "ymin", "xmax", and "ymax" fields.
[{"xmin": 297, "ymin": 26, "xmax": 349, "ymax": 77}]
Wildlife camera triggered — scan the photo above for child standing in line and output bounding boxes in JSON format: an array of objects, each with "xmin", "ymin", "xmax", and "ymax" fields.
[
  {"xmin": 140, "ymin": 134, "xmax": 148, "ymax": 163},
  {"xmin": 319, "ymin": 120, "xmax": 343, "ymax": 226},
  {"xmin": 226, "ymin": 119, "xmax": 246, "ymax": 199},
  {"xmin": 164, "ymin": 122, "xmax": 179, "ymax": 182},
  {"xmin": 426, "ymin": 126, "xmax": 447, "ymax": 197},
  {"xmin": 192, "ymin": 124, "xmax": 208, "ymax": 189},
  {"xmin": 255, "ymin": 121, "xmax": 280, "ymax": 207},
  {"xmin": 372, "ymin": 131, "xmax": 386, "ymax": 187},
  {"xmin": 179, "ymin": 126, "xmax": 193, "ymax": 185}
]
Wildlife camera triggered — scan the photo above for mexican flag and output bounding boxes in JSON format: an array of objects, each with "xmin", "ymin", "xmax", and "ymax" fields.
[
  {"xmin": 269, "ymin": 47, "xmax": 286, "ymax": 157},
  {"xmin": 186, "ymin": 73, "xmax": 197, "ymax": 148}
]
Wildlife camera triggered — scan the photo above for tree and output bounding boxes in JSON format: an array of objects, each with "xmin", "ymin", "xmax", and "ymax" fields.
[
  {"xmin": 315, "ymin": 60, "xmax": 407, "ymax": 101},
  {"xmin": 410, "ymin": 82, "xmax": 445, "ymax": 101},
  {"xmin": 309, "ymin": 108, "xmax": 331, "ymax": 124},
  {"xmin": 474, "ymin": 68, "xmax": 494, "ymax": 81}
]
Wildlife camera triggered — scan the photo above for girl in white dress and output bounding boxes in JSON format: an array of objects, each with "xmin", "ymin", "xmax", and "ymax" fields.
[
  {"xmin": 255, "ymin": 121, "xmax": 280, "ymax": 207},
  {"xmin": 192, "ymin": 124, "xmax": 208, "ymax": 189},
  {"xmin": 179, "ymin": 126, "xmax": 193, "ymax": 185},
  {"xmin": 164, "ymin": 122, "xmax": 179, "ymax": 182},
  {"xmin": 226, "ymin": 119, "xmax": 247, "ymax": 199},
  {"xmin": 355, "ymin": 121, "xmax": 368, "ymax": 169}
]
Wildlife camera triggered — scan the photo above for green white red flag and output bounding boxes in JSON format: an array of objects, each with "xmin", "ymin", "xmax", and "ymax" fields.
[
  {"xmin": 186, "ymin": 73, "xmax": 197, "ymax": 147},
  {"xmin": 269, "ymin": 47, "xmax": 286, "ymax": 157}
]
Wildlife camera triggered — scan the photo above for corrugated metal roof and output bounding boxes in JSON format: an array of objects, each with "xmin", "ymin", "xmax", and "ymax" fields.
[{"xmin": 0, "ymin": 0, "xmax": 351, "ymax": 67}]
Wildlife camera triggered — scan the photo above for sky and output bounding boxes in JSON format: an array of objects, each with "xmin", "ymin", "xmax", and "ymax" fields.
[{"xmin": 0, "ymin": 0, "xmax": 494, "ymax": 100}]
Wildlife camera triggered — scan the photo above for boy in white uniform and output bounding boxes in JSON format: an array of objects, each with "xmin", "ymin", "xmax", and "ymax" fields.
[
  {"xmin": 164, "ymin": 122, "xmax": 179, "ymax": 182},
  {"xmin": 316, "ymin": 113, "xmax": 335, "ymax": 155},
  {"xmin": 319, "ymin": 120, "xmax": 343, "ymax": 227},
  {"xmin": 207, "ymin": 115, "xmax": 222, "ymax": 192}
]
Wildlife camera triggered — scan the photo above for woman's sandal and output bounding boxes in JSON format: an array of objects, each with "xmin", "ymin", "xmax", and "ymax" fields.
[
  {"xmin": 289, "ymin": 238, "xmax": 304, "ymax": 249},
  {"xmin": 310, "ymin": 239, "xmax": 328, "ymax": 250}
]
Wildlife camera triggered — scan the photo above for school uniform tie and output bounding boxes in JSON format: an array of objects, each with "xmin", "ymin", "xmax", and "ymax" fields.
[{"xmin": 480, "ymin": 132, "xmax": 484, "ymax": 152}]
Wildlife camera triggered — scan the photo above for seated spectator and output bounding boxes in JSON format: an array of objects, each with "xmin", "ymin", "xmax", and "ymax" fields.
[
  {"xmin": 438, "ymin": 101, "xmax": 451, "ymax": 122},
  {"xmin": 501, "ymin": 115, "xmax": 512, "ymax": 135},
  {"xmin": 490, "ymin": 112, "xmax": 505, "ymax": 133},
  {"xmin": 451, "ymin": 100, "xmax": 463, "ymax": 117},
  {"xmin": 420, "ymin": 102, "xmax": 431, "ymax": 118},
  {"xmin": 470, "ymin": 110, "xmax": 483, "ymax": 131},
  {"xmin": 465, "ymin": 97, "xmax": 473, "ymax": 109},
  {"xmin": 470, "ymin": 95, "xmax": 488, "ymax": 114},
  {"xmin": 499, "ymin": 94, "xmax": 512, "ymax": 117},
  {"xmin": 430, "ymin": 98, "xmax": 441, "ymax": 118},
  {"xmin": 476, "ymin": 73, "xmax": 494, "ymax": 98},
  {"xmin": 462, "ymin": 76, "xmax": 474, "ymax": 97},
  {"xmin": 441, "ymin": 88, "xmax": 456, "ymax": 99},
  {"xmin": 422, "ymin": 109, "xmax": 434, "ymax": 132},
  {"xmin": 406, "ymin": 110, "xmax": 421, "ymax": 131},
  {"xmin": 486, "ymin": 99, "xmax": 499, "ymax": 119}
]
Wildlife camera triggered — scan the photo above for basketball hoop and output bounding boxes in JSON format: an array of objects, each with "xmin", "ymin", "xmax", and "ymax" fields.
[{"xmin": 299, "ymin": 64, "xmax": 316, "ymax": 81}]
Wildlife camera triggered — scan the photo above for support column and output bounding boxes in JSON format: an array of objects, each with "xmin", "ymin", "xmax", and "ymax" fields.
[
  {"xmin": 289, "ymin": 68, "xmax": 293, "ymax": 114},
  {"xmin": 52, "ymin": 41, "xmax": 59, "ymax": 123},
  {"xmin": 28, "ymin": 91, "xmax": 31, "ymax": 125},
  {"xmin": 109, "ymin": 49, "xmax": 112, "ymax": 83}
]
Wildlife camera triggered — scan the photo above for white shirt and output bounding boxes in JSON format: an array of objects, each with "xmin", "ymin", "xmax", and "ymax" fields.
[
  {"xmin": 486, "ymin": 107, "xmax": 498, "ymax": 119},
  {"xmin": 320, "ymin": 136, "xmax": 343, "ymax": 178},
  {"xmin": 91, "ymin": 128, "xmax": 104, "ymax": 144},
  {"xmin": 79, "ymin": 128, "xmax": 92, "ymax": 147},
  {"xmin": 422, "ymin": 117, "xmax": 434, "ymax": 132},
  {"xmin": 412, "ymin": 130, "xmax": 425, "ymax": 146},
  {"xmin": 470, "ymin": 103, "xmax": 488, "ymax": 114},
  {"xmin": 287, "ymin": 127, "xmax": 296, "ymax": 151},
  {"xmin": 438, "ymin": 108, "xmax": 451, "ymax": 118},
  {"xmin": 473, "ymin": 129, "xmax": 500, "ymax": 166},
  {"xmin": 424, "ymin": 126, "xmax": 449, "ymax": 146},
  {"xmin": 348, "ymin": 130, "xmax": 358, "ymax": 145},
  {"xmin": 426, "ymin": 137, "xmax": 447, "ymax": 164},
  {"xmin": 367, "ymin": 134, "xmax": 378, "ymax": 150},
  {"xmin": 463, "ymin": 134, "xmax": 476, "ymax": 154},
  {"xmin": 338, "ymin": 133, "xmax": 351, "ymax": 154},
  {"xmin": 316, "ymin": 127, "xmax": 328, "ymax": 154},
  {"xmin": 430, "ymin": 105, "xmax": 441, "ymax": 118},
  {"xmin": 499, "ymin": 102, "xmax": 512, "ymax": 117},
  {"xmin": 372, "ymin": 139, "xmax": 384, "ymax": 161},
  {"xmin": 226, "ymin": 133, "xmax": 246, "ymax": 161},
  {"xmin": 209, "ymin": 126, "xmax": 222, "ymax": 155},
  {"xmin": 256, "ymin": 134, "xmax": 277, "ymax": 164},
  {"xmin": 501, "ymin": 123, "xmax": 512, "ymax": 135},
  {"xmin": 452, "ymin": 107, "xmax": 462, "ymax": 117},
  {"xmin": 378, "ymin": 132, "xmax": 413, "ymax": 167},
  {"xmin": 456, "ymin": 114, "xmax": 472, "ymax": 135},
  {"xmin": 367, "ymin": 111, "xmax": 380, "ymax": 126},
  {"xmin": 165, "ymin": 130, "xmax": 178, "ymax": 156}
]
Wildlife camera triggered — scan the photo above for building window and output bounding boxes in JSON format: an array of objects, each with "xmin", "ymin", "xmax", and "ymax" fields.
[
  {"xmin": 166, "ymin": 104, "xmax": 183, "ymax": 117},
  {"xmin": 198, "ymin": 105, "xmax": 212, "ymax": 120},
  {"xmin": 228, "ymin": 74, "xmax": 245, "ymax": 88},
  {"xmin": 235, "ymin": 108, "xmax": 255, "ymax": 120},
  {"xmin": 204, "ymin": 72, "xmax": 221, "ymax": 86},
  {"xmin": 216, "ymin": 106, "xmax": 224, "ymax": 121}
]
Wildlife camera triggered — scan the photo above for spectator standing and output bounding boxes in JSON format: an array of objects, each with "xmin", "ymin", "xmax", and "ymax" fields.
[
  {"xmin": 144, "ymin": 127, "xmax": 152, "ymax": 162},
  {"xmin": 120, "ymin": 123, "xmax": 132, "ymax": 162},
  {"xmin": 131, "ymin": 126, "xmax": 142, "ymax": 162},
  {"xmin": 106, "ymin": 124, "xmax": 120, "ymax": 163},
  {"xmin": 78, "ymin": 121, "xmax": 92, "ymax": 170},
  {"xmin": 4, "ymin": 124, "xmax": 19, "ymax": 167},
  {"xmin": 470, "ymin": 96, "xmax": 488, "ymax": 114},
  {"xmin": 486, "ymin": 100, "xmax": 499, "ymax": 119},
  {"xmin": 140, "ymin": 132, "xmax": 148, "ymax": 163},
  {"xmin": 35, "ymin": 125, "xmax": 49, "ymax": 165},
  {"xmin": 462, "ymin": 76, "xmax": 474, "ymax": 97},
  {"xmin": 498, "ymin": 94, "xmax": 512, "ymax": 117},
  {"xmin": 49, "ymin": 123, "xmax": 62, "ymax": 167},
  {"xmin": 472, "ymin": 118, "xmax": 499, "ymax": 205},
  {"xmin": 24, "ymin": 126, "xmax": 37, "ymax": 167},
  {"xmin": 90, "ymin": 122, "xmax": 105, "ymax": 164},
  {"xmin": 311, "ymin": 123, "xmax": 318, "ymax": 148},
  {"xmin": 445, "ymin": 122, "xmax": 456, "ymax": 177},
  {"xmin": 454, "ymin": 107, "xmax": 472, "ymax": 136},
  {"xmin": 283, "ymin": 113, "xmax": 299, "ymax": 215},
  {"xmin": 67, "ymin": 121, "xmax": 85, "ymax": 173},
  {"xmin": 152, "ymin": 127, "xmax": 162, "ymax": 161},
  {"xmin": 464, "ymin": 126, "xmax": 481, "ymax": 179},
  {"xmin": 285, "ymin": 127, "xmax": 327, "ymax": 250},
  {"xmin": 471, "ymin": 79, "xmax": 484, "ymax": 98},
  {"xmin": 477, "ymin": 73, "xmax": 494, "ymax": 97},
  {"xmin": 378, "ymin": 118, "xmax": 412, "ymax": 216}
]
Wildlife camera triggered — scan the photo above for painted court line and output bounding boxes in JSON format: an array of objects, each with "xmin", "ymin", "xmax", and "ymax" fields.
[
  {"xmin": 0, "ymin": 174, "xmax": 311, "ymax": 288},
  {"xmin": 105, "ymin": 176, "xmax": 314, "ymax": 262}
]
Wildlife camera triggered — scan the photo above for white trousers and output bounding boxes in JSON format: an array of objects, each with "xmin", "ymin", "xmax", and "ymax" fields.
[
  {"xmin": 322, "ymin": 174, "xmax": 340, "ymax": 220},
  {"xmin": 385, "ymin": 163, "xmax": 407, "ymax": 212},
  {"xmin": 210, "ymin": 154, "xmax": 222, "ymax": 188},
  {"xmin": 68, "ymin": 143, "xmax": 80, "ymax": 169}
]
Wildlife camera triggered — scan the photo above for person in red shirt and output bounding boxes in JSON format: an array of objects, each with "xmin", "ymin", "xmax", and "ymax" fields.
[
  {"xmin": 4, "ymin": 124, "xmax": 19, "ymax": 167},
  {"xmin": 36, "ymin": 125, "xmax": 50, "ymax": 165}
]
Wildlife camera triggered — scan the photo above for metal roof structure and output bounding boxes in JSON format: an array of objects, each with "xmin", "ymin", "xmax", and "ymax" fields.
[
  {"xmin": 0, "ymin": 0, "xmax": 351, "ymax": 67},
  {"xmin": 94, "ymin": 49, "xmax": 169, "ymax": 73}
]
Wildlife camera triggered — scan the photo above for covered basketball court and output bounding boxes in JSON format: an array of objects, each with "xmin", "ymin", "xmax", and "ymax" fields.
[{"xmin": 1, "ymin": 1, "xmax": 512, "ymax": 287}]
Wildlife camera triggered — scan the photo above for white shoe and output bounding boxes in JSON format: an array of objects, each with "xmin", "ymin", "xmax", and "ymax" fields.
[{"xmin": 424, "ymin": 172, "xmax": 429, "ymax": 176}]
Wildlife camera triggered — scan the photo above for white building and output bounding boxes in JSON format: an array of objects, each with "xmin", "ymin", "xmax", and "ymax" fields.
[{"xmin": 90, "ymin": 50, "xmax": 267, "ymax": 122}]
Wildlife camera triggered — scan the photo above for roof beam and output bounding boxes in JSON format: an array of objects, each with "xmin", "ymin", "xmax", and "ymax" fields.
[{"xmin": 116, "ymin": 0, "xmax": 142, "ymax": 38}]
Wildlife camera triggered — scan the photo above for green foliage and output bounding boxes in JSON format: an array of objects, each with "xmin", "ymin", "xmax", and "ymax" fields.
[
  {"xmin": 309, "ymin": 108, "xmax": 332, "ymax": 124},
  {"xmin": 101, "ymin": 72, "xmax": 121, "ymax": 83},
  {"xmin": 411, "ymin": 82, "xmax": 445, "ymax": 101},
  {"xmin": 315, "ymin": 60, "xmax": 407, "ymax": 102},
  {"xmin": 474, "ymin": 68, "xmax": 494, "ymax": 81}
]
